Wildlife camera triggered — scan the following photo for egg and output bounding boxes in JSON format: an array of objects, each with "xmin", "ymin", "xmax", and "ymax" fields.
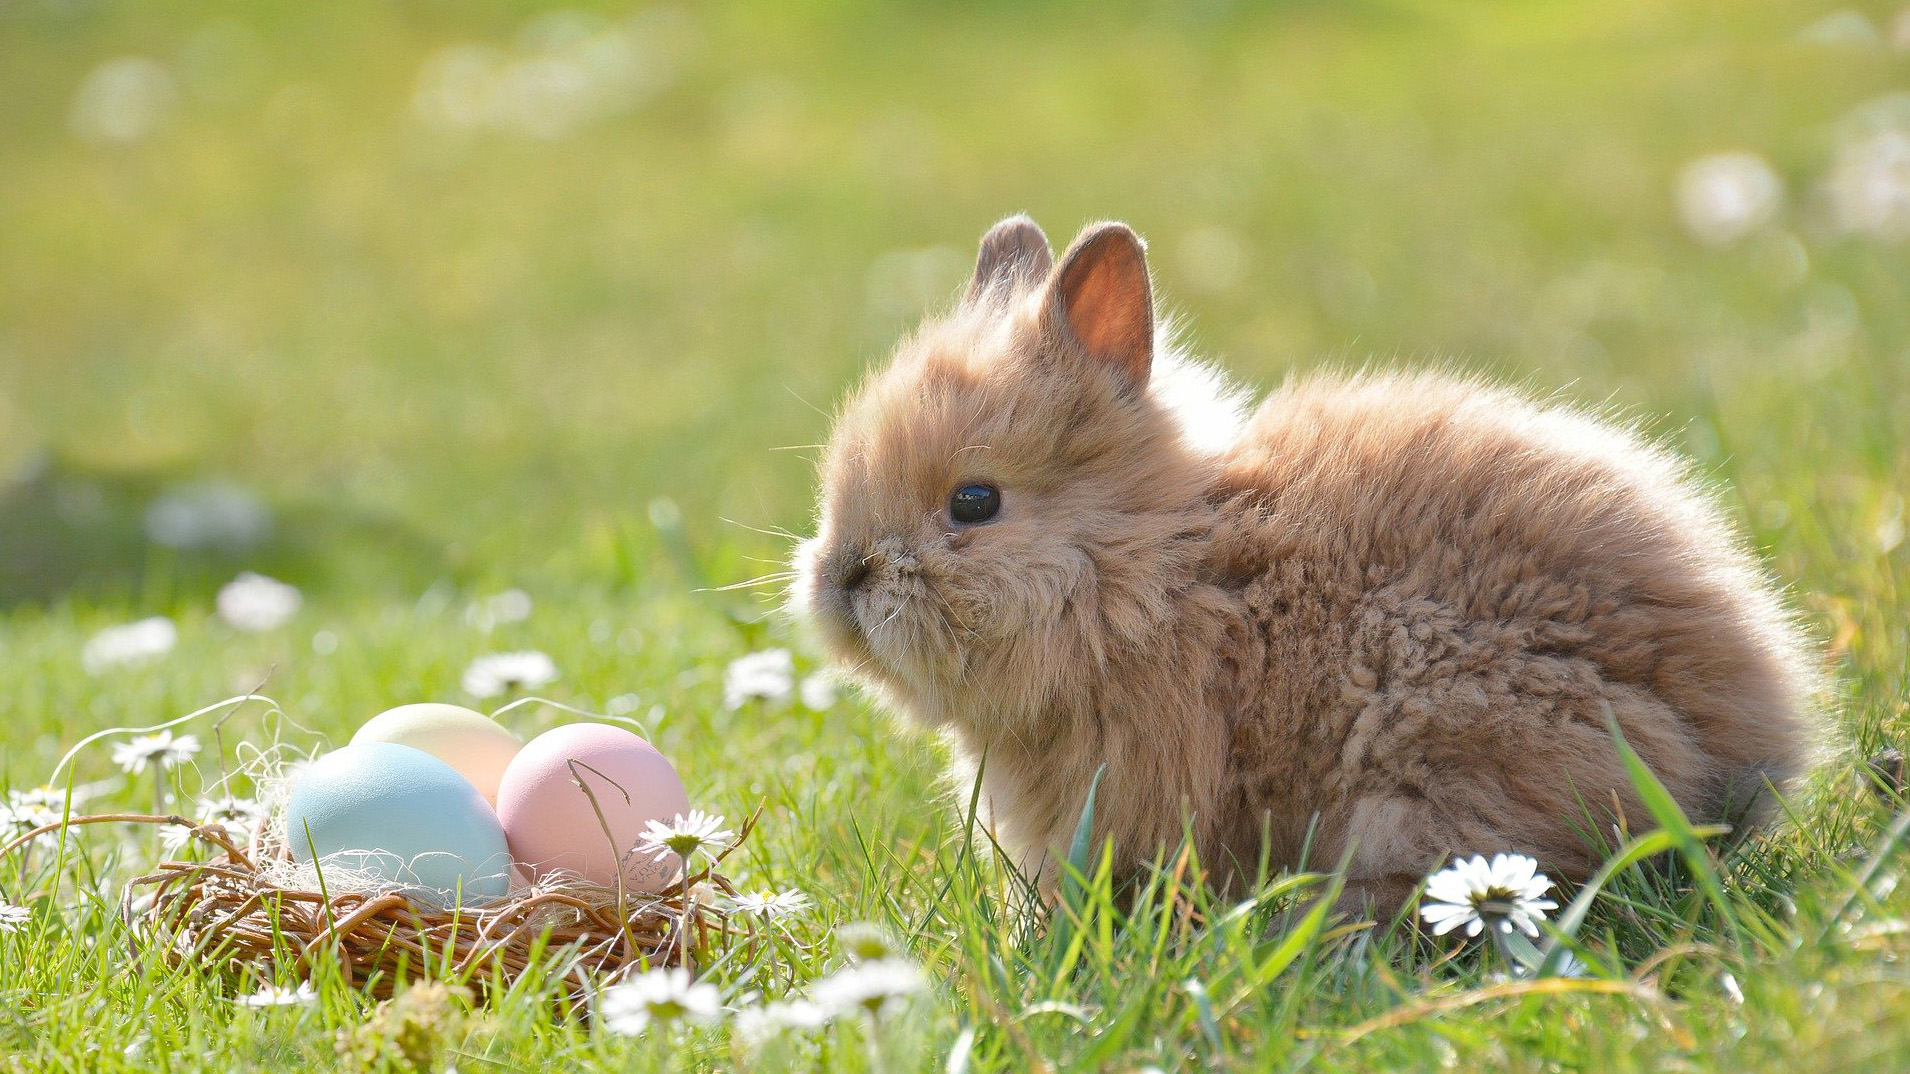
[
  {"xmin": 494, "ymin": 723, "xmax": 690, "ymax": 892},
  {"xmin": 285, "ymin": 742, "xmax": 512, "ymax": 907},
  {"xmin": 350, "ymin": 703, "xmax": 522, "ymax": 804}
]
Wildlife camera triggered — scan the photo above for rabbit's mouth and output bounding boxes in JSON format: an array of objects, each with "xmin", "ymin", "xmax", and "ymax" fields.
[
  {"xmin": 791, "ymin": 534, "xmax": 887, "ymax": 669},
  {"xmin": 793, "ymin": 533, "xmax": 963, "ymax": 695}
]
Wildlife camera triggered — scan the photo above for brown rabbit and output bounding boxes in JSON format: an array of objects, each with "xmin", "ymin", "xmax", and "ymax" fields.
[{"xmin": 793, "ymin": 216, "xmax": 1817, "ymax": 914}]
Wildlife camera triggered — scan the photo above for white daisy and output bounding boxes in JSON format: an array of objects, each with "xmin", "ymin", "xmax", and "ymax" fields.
[
  {"xmin": 734, "ymin": 998, "xmax": 834, "ymax": 1047},
  {"xmin": 633, "ymin": 810, "xmax": 735, "ymax": 866},
  {"xmin": 798, "ymin": 671, "xmax": 839, "ymax": 711},
  {"xmin": 1, "ymin": 787, "xmax": 77, "ymax": 849},
  {"xmin": 727, "ymin": 888, "xmax": 812, "ymax": 921},
  {"xmin": 811, "ymin": 957, "xmax": 926, "ymax": 1018},
  {"xmin": 198, "ymin": 794, "xmax": 264, "ymax": 830},
  {"xmin": 1418, "ymin": 853, "xmax": 1560, "ymax": 939},
  {"xmin": 599, "ymin": 967, "xmax": 722, "ymax": 1036},
  {"xmin": 12, "ymin": 784, "xmax": 75, "ymax": 810},
  {"xmin": 1491, "ymin": 947, "xmax": 1590, "ymax": 983},
  {"xmin": 835, "ymin": 921, "xmax": 901, "ymax": 962},
  {"xmin": 82, "ymin": 617, "xmax": 176, "ymax": 674},
  {"xmin": 1674, "ymin": 152, "xmax": 1783, "ymax": 245},
  {"xmin": 723, "ymin": 649, "xmax": 794, "ymax": 710},
  {"xmin": 111, "ymin": 730, "xmax": 201, "ymax": 775},
  {"xmin": 6, "ymin": 787, "xmax": 67, "ymax": 830},
  {"xmin": 68, "ymin": 56, "xmax": 178, "ymax": 146},
  {"xmin": 0, "ymin": 902, "xmax": 31, "ymax": 933},
  {"xmin": 1720, "ymin": 970, "xmax": 1745, "ymax": 1005},
  {"xmin": 1544, "ymin": 949, "xmax": 1590, "ymax": 979},
  {"xmin": 160, "ymin": 823, "xmax": 196, "ymax": 853},
  {"xmin": 216, "ymin": 572, "xmax": 302, "ymax": 632},
  {"xmin": 464, "ymin": 589, "xmax": 533, "ymax": 631},
  {"xmin": 184, "ymin": 796, "xmax": 264, "ymax": 848},
  {"xmin": 461, "ymin": 651, "xmax": 559, "ymax": 698},
  {"xmin": 233, "ymin": 982, "xmax": 316, "ymax": 1007},
  {"xmin": 143, "ymin": 481, "xmax": 270, "ymax": 550},
  {"xmin": 1825, "ymin": 125, "xmax": 1910, "ymax": 240}
]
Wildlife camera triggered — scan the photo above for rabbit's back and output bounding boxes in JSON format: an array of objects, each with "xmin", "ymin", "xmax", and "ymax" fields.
[{"xmin": 1201, "ymin": 371, "xmax": 1815, "ymax": 898}]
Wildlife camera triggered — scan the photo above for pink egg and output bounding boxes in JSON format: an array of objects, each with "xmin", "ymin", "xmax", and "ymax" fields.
[{"xmin": 494, "ymin": 723, "xmax": 690, "ymax": 892}]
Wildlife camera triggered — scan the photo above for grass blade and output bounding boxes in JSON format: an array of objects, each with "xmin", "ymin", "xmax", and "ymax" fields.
[
  {"xmin": 1065, "ymin": 764, "xmax": 1108, "ymax": 884},
  {"xmin": 1049, "ymin": 765, "xmax": 1108, "ymax": 982},
  {"xmin": 1603, "ymin": 705, "xmax": 1743, "ymax": 943}
]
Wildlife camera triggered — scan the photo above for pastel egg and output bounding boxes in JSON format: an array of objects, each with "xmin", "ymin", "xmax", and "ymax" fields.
[
  {"xmin": 286, "ymin": 742, "xmax": 511, "ymax": 907},
  {"xmin": 350, "ymin": 703, "xmax": 522, "ymax": 804},
  {"xmin": 494, "ymin": 723, "xmax": 689, "ymax": 892}
]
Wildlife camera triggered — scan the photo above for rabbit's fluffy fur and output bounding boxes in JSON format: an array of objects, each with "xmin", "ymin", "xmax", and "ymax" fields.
[{"xmin": 795, "ymin": 217, "xmax": 1816, "ymax": 913}]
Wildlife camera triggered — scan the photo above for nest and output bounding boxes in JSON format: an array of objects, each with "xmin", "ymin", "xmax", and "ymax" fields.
[{"xmin": 10, "ymin": 810, "xmax": 753, "ymax": 1006}]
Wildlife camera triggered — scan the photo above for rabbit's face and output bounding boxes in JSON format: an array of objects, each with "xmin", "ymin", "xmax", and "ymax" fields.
[{"xmin": 796, "ymin": 219, "xmax": 1212, "ymax": 729}]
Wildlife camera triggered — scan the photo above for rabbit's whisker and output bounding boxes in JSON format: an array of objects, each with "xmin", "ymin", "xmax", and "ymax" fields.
[
  {"xmin": 718, "ymin": 517, "xmax": 805, "ymax": 542},
  {"xmin": 784, "ymin": 384, "xmax": 832, "ymax": 421},
  {"xmin": 698, "ymin": 572, "xmax": 797, "ymax": 593}
]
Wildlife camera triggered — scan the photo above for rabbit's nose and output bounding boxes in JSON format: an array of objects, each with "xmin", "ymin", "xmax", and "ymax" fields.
[
  {"xmin": 835, "ymin": 538, "xmax": 907, "ymax": 591},
  {"xmin": 839, "ymin": 555, "xmax": 872, "ymax": 591}
]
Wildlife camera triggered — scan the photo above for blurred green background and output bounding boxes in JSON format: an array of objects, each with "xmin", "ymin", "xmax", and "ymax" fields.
[
  {"xmin": 3, "ymin": 5, "xmax": 1910, "ymax": 1067},
  {"xmin": 0, "ymin": 0, "xmax": 1905, "ymax": 632}
]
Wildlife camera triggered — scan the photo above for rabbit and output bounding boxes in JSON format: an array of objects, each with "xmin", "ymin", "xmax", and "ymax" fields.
[{"xmin": 792, "ymin": 215, "xmax": 1818, "ymax": 916}]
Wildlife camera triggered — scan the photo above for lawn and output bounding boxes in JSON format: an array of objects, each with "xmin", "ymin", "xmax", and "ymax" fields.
[{"xmin": 2, "ymin": 0, "xmax": 1908, "ymax": 1070}]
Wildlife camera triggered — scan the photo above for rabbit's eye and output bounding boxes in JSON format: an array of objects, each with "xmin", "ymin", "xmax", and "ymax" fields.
[{"xmin": 948, "ymin": 483, "xmax": 1001, "ymax": 525}]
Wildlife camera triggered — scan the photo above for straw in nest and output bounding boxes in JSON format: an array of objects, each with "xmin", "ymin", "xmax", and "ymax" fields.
[{"xmin": 6, "ymin": 809, "xmax": 757, "ymax": 1006}]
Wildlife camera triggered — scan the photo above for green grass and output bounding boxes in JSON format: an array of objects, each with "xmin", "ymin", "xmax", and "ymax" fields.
[{"xmin": 3, "ymin": 0, "xmax": 1909, "ymax": 1070}]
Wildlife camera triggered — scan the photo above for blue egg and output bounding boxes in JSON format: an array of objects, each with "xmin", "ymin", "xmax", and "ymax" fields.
[{"xmin": 286, "ymin": 742, "xmax": 511, "ymax": 907}]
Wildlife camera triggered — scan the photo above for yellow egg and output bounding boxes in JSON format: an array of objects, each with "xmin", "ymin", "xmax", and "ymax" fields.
[{"xmin": 350, "ymin": 703, "xmax": 522, "ymax": 805}]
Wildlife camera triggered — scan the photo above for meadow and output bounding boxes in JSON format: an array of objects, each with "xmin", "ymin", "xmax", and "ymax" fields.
[{"xmin": 3, "ymin": 0, "xmax": 1909, "ymax": 1070}]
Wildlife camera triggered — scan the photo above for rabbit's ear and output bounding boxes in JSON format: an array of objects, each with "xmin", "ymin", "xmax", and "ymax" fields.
[
  {"xmin": 966, "ymin": 215, "xmax": 1053, "ymax": 306},
  {"xmin": 1046, "ymin": 222, "xmax": 1153, "ymax": 390}
]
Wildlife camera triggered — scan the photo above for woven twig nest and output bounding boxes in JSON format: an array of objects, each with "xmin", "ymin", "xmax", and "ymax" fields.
[{"xmin": 11, "ymin": 809, "xmax": 754, "ymax": 1005}]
